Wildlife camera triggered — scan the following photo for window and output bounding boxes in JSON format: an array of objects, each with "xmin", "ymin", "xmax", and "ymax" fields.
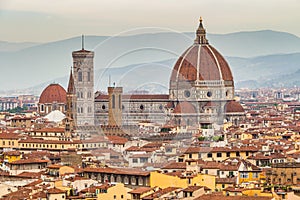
[
  {"xmin": 226, "ymin": 152, "xmax": 230, "ymax": 157},
  {"xmin": 88, "ymin": 91, "xmax": 92, "ymax": 98},
  {"xmin": 40, "ymin": 104, "xmax": 44, "ymax": 112},
  {"xmin": 140, "ymin": 104, "xmax": 144, "ymax": 110},
  {"xmin": 236, "ymin": 152, "xmax": 240, "ymax": 157},
  {"xmin": 253, "ymin": 172, "xmax": 259, "ymax": 178},
  {"xmin": 207, "ymin": 91, "xmax": 212, "ymax": 97},
  {"xmin": 159, "ymin": 104, "xmax": 163, "ymax": 110},
  {"xmin": 217, "ymin": 152, "xmax": 222, "ymax": 157},
  {"xmin": 184, "ymin": 90, "xmax": 191, "ymax": 98},
  {"xmin": 78, "ymin": 70, "xmax": 83, "ymax": 82},
  {"xmin": 189, "ymin": 154, "xmax": 192, "ymax": 159},
  {"xmin": 132, "ymin": 158, "xmax": 138, "ymax": 163},
  {"xmin": 114, "ymin": 195, "xmax": 116, "ymax": 199},
  {"xmin": 88, "ymin": 71, "xmax": 91, "ymax": 82},
  {"xmin": 112, "ymin": 95, "xmax": 115, "ymax": 109},
  {"xmin": 205, "ymin": 170, "xmax": 208, "ymax": 174},
  {"xmin": 119, "ymin": 95, "xmax": 121, "ymax": 109},
  {"xmin": 121, "ymin": 195, "xmax": 124, "ymax": 199},
  {"xmin": 140, "ymin": 158, "xmax": 148, "ymax": 163},
  {"xmin": 240, "ymin": 172, "xmax": 248, "ymax": 178},
  {"xmin": 207, "ymin": 153, "xmax": 212, "ymax": 158}
]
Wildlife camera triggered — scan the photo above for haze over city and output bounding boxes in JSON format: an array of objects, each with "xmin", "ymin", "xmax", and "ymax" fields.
[{"xmin": 0, "ymin": 0, "xmax": 300, "ymax": 42}]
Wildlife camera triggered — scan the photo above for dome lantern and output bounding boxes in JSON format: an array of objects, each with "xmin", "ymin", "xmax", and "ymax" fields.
[{"xmin": 194, "ymin": 17, "xmax": 209, "ymax": 45}]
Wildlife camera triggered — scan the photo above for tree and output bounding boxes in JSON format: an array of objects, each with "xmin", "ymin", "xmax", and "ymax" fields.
[{"xmin": 5, "ymin": 106, "xmax": 28, "ymax": 113}]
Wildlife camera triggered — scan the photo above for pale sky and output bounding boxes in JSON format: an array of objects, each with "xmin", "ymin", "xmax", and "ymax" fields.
[{"xmin": 0, "ymin": 0, "xmax": 299, "ymax": 42}]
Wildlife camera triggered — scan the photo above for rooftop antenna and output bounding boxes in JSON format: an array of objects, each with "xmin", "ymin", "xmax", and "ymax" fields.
[
  {"xmin": 81, "ymin": 34, "xmax": 84, "ymax": 50},
  {"xmin": 109, "ymin": 75, "xmax": 111, "ymax": 87}
]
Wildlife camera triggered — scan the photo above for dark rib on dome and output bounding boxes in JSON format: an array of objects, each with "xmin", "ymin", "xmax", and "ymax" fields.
[{"xmin": 39, "ymin": 84, "xmax": 67, "ymax": 104}]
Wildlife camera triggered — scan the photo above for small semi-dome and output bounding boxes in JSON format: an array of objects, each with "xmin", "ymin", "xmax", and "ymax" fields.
[
  {"xmin": 225, "ymin": 100, "xmax": 244, "ymax": 113},
  {"xmin": 39, "ymin": 83, "xmax": 67, "ymax": 104},
  {"xmin": 174, "ymin": 101, "xmax": 196, "ymax": 114},
  {"xmin": 170, "ymin": 18, "xmax": 233, "ymax": 83}
]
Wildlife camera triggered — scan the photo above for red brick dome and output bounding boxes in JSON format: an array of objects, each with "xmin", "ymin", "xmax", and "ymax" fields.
[
  {"xmin": 174, "ymin": 101, "xmax": 196, "ymax": 114},
  {"xmin": 39, "ymin": 84, "xmax": 67, "ymax": 104},
  {"xmin": 170, "ymin": 19, "xmax": 233, "ymax": 83},
  {"xmin": 225, "ymin": 100, "xmax": 244, "ymax": 113}
]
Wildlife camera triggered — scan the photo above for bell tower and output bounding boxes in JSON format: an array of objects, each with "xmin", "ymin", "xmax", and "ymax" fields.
[
  {"xmin": 72, "ymin": 35, "xmax": 95, "ymax": 126},
  {"xmin": 108, "ymin": 86, "xmax": 123, "ymax": 127},
  {"xmin": 66, "ymin": 68, "xmax": 77, "ymax": 124}
]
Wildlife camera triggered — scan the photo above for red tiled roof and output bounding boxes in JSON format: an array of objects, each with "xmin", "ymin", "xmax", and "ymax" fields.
[
  {"xmin": 16, "ymin": 171, "xmax": 41, "ymax": 179},
  {"xmin": 33, "ymin": 127, "xmax": 65, "ymax": 132},
  {"xmin": 9, "ymin": 158, "xmax": 49, "ymax": 165},
  {"xmin": 0, "ymin": 133, "xmax": 21, "ymax": 139},
  {"xmin": 47, "ymin": 187, "xmax": 66, "ymax": 194},
  {"xmin": 162, "ymin": 162, "xmax": 186, "ymax": 169},
  {"xmin": 142, "ymin": 187, "xmax": 180, "ymax": 200},
  {"xmin": 129, "ymin": 187, "xmax": 152, "ymax": 194},
  {"xmin": 194, "ymin": 193, "xmax": 273, "ymax": 200},
  {"xmin": 83, "ymin": 167, "xmax": 150, "ymax": 176},
  {"xmin": 182, "ymin": 186, "xmax": 202, "ymax": 192},
  {"xmin": 3, "ymin": 151, "xmax": 21, "ymax": 156},
  {"xmin": 20, "ymin": 138, "xmax": 82, "ymax": 144},
  {"xmin": 107, "ymin": 136, "xmax": 128, "ymax": 144},
  {"xmin": 95, "ymin": 94, "xmax": 169, "ymax": 100}
]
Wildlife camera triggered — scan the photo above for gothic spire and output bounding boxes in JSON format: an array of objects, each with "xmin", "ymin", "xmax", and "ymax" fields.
[{"xmin": 67, "ymin": 67, "xmax": 75, "ymax": 94}]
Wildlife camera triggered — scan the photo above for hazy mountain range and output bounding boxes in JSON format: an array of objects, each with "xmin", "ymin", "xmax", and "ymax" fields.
[{"xmin": 1, "ymin": 30, "xmax": 300, "ymax": 95}]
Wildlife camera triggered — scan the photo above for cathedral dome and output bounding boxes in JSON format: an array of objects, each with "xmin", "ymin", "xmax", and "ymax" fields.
[
  {"xmin": 170, "ymin": 18, "xmax": 233, "ymax": 83},
  {"xmin": 173, "ymin": 101, "xmax": 196, "ymax": 114},
  {"xmin": 39, "ymin": 83, "xmax": 67, "ymax": 104},
  {"xmin": 225, "ymin": 100, "xmax": 244, "ymax": 113}
]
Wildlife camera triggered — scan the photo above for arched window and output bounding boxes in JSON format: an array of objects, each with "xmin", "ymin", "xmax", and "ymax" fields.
[
  {"xmin": 87, "ymin": 71, "xmax": 91, "ymax": 82},
  {"xmin": 40, "ymin": 104, "xmax": 44, "ymax": 112},
  {"xmin": 78, "ymin": 69, "xmax": 83, "ymax": 82}
]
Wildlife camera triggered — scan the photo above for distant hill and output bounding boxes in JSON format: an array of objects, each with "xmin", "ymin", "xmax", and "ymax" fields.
[
  {"xmin": 1, "ymin": 30, "xmax": 300, "ymax": 92},
  {"xmin": 207, "ymin": 30, "xmax": 300, "ymax": 57},
  {"xmin": 0, "ymin": 41, "xmax": 40, "ymax": 52},
  {"xmin": 3, "ymin": 52, "xmax": 300, "ymax": 95}
]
